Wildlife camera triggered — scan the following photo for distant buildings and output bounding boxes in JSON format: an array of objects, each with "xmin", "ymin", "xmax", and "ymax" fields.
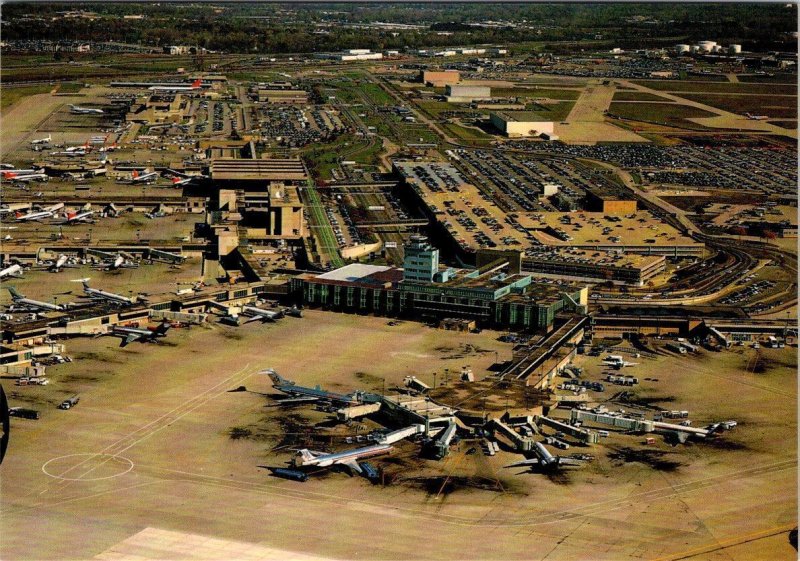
[{"xmin": 314, "ymin": 49, "xmax": 383, "ymax": 61}]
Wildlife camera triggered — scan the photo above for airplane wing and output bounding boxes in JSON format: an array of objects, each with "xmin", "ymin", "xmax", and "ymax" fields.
[
  {"xmin": 342, "ymin": 460, "xmax": 363, "ymax": 474},
  {"xmin": 244, "ymin": 315, "xmax": 264, "ymax": 324},
  {"xmin": 120, "ymin": 334, "xmax": 140, "ymax": 347},
  {"xmin": 558, "ymin": 458, "xmax": 585, "ymax": 466},
  {"xmin": 504, "ymin": 458, "xmax": 540, "ymax": 468}
]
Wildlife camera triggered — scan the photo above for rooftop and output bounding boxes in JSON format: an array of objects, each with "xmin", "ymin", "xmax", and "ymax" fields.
[{"xmin": 210, "ymin": 158, "xmax": 308, "ymax": 181}]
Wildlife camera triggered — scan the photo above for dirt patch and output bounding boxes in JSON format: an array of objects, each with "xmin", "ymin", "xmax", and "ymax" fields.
[{"xmin": 608, "ymin": 447, "xmax": 682, "ymax": 471}]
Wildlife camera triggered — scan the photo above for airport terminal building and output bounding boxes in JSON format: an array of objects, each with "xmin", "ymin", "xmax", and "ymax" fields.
[{"xmin": 291, "ymin": 241, "xmax": 587, "ymax": 332}]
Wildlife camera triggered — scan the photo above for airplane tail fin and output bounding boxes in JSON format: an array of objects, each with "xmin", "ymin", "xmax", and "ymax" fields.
[
  {"xmin": 132, "ymin": 170, "xmax": 139, "ymax": 179},
  {"xmin": 261, "ymin": 368, "xmax": 290, "ymax": 387},
  {"xmin": 192, "ymin": 79, "xmax": 202, "ymax": 88},
  {"xmin": 152, "ymin": 321, "xmax": 171, "ymax": 335},
  {"xmin": 298, "ymin": 449, "xmax": 316, "ymax": 463},
  {"xmin": 6, "ymin": 287, "xmax": 22, "ymax": 300}
]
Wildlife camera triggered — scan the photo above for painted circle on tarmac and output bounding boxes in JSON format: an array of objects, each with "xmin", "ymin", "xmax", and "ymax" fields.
[{"xmin": 42, "ymin": 453, "xmax": 134, "ymax": 481}]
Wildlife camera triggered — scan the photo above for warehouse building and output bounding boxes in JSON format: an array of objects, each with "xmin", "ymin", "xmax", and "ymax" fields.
[
  {"xmin": 585, "ymin": 188, "xmax": 637, "ymax": 214},
  {"xmin": 490, "ymin": 111, "xmax": 555, "ymax": 137},
  {"xmin": 445, "ymin": 84, "xmax": 491, "ymax": 103},
  {"xmin": 314, "ymin": 49, "xmax": 383, "ymax": 61}
]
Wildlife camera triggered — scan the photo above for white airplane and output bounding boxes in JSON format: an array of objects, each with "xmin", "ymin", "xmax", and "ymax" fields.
[
  {"xmin": 601, "ymin": 355, "xmax": 638, "ymax": 369},
  {"xmin": 294, "ymin": 444, "xmax": 393, "ymax": 474},
  {"xmin": 15, "ymin": 203, "xmax": 64, "ymax": 222},
  {"xmin": 504, "ymin": 441, "xmax": 586, "ymax": 473},
  {"xmin": 99, "ymin": 142, "xmax": 119, "ymax": 152},
  {"xmin": 170, "ymin": 176, "xmax": 194, "ymax": 187},
  {"xmin": 6, "ymin": 173, "xmax": 49, "ymax": 183},
  {"xmin": 1, "ymin": 168, "xmax": 38, "ymax": 178},
  {"xmin": 58, "ymin": 210, "xmax": 96, "ymax": 225},
  {"xmin": 130, "ymin": 170, "xmax": 158, "ymax": 184},
  {"xmin": 69, "ymin": 105, "xmax": 104, "ymax": 115},
  {"xmin": 94, "ymin": 254, "xmax": 138, "ymax": 271},
  {"xmin": 44, "ymin": 254, "xmax": 75, "ymax": 272},
  {"xmin": 0, "ymin": 264, "xmax": 24, "ymax": 280},
  {"xmin": 74, "ymin": 279, "xmax": 137, "ymax": 306},
  {"xmin": 240, "ymin": 305, "xmax": 284, "ymax": 323},
  {"xmin": 164, "ymin": 168, "xmax": 209, "ymax": 180},
  {"xmin": 6, "ymin": 287, "xmax": 65, "ymax": 312},
  {"xmin": 148, "ymin": 79, "xmax": 203, "ymax": 92},
  {"xmin": 30, "ymin": 135, "xmax": 52, "ymax": 145}
]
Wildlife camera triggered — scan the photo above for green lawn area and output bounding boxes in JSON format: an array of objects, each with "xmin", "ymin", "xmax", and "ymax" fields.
[
  {"xmin": 416, "ymin": 101, "xmax": 451, "ymax": 117},
  {"xmin": 360, "ymin": 82, "xmax": 394, "ymax": 106},
  {"xmin": 523, "ymin": 101, "xmax": 575, "ymax": 122},
  {"xmin": 443, "ymin": 123, "xmax": 492, "ymax": 144},
  {"xmin": 770, "ymin": 120, "xmax": 797, "ymax": 129},
  {"xmin": 612, "ymin": 91, "xmax": 672, "ymax": 102},
  {"xmin": 57, "ymin": 82, "xmax": 85, "ymax": 94},
  {"xmin": 608, "ymin": 101, "xmax": 717, "ymax": 128},
  {"xmin": 302, "ymin": 181, "xmax": 344, "ymax": 268},
  {"xmin": 493, "ymin": 87, "xmax": 581, "ymax": 100},
  {"xmin": 632, "ymin": 80, "xmax": 797, "ymax": 95},
  {"xmin": 679, "ymin": 93, "xmax": 798, "ymax": 119},
  {"xmin": 1, "ymin": 84, "xmax": 52, "ymax": 112},
  {"xmin": 738, "ymin": 73, "xmax": 798, "ymax": 84}
]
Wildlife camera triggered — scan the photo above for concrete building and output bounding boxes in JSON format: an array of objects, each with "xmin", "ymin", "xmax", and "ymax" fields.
[
  {"xmin": 585, "ymin": 188, "xmax": 637, "ymax": 214},
  {"xmin": 490, "ymin": 111, "xmax": 555, "ymax": 137},
  {"xmin": 403, "ymin": 236, "xmax": 440, "ymax": 282},
  {"xmin": 291, "ymin": 257, "xmax": 587, "ymax": 332},
  {"xmin": 209, "ymin": 158, "xmax": 308, "ymax": 241},
  {"xmin": 421, "ymin": 70, "xmax": 460, "ymax": 87},
  {"xmin": 524, "ymin": 252, "xmax": 666, "ymax": 286},
  {"xmin": 445, "ymin": 84, "xmax": 491, "ymax": 103},
  {"xmin": 255, "ymin": 89, "xmax": 309, "ymax": 104}
]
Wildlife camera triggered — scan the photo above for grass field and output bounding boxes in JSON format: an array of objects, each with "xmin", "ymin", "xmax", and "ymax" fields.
[
  {"xmin": 738, "ymin": 73, "xmax": 799, "ymax": 83},
  {"xmin": 680, "ymin": 93, "xmax": 798, "ymax": 119},
  {"xmin": 302, "ymin": 181, "xmax": 345, "ymax": 268},
  {"xmin": 0, "ymin": 84, "xmax": 52, "ymax": 111},
  {"xmin": 608, "ymin": 101, "xmax": 717, "ymax": 128},
  {"xmin": 770, "ymin": 120, "xmax": 798, "ymax": 129},
  {"xmin": 443, "ymin": 123, "xmax": 493, "ymax": 143},
  {"xmin": 526, "ymin": 100, "xmax": 576, "ymax": 121},
  {"xmin": 492, "ymin": 87, "xmax": 581, "ymax": 100},
  {"xmin": 633, "ymin": 80, "xmax": 798, "ymax": 95},
  {"xmin": 612, "ymin": 91, "xmax": 672, "ymax": 102}
]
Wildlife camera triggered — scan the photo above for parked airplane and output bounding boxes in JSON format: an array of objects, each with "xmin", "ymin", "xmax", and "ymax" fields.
[
  {"xmin": 0, "ymin": 264, "xmax": 24, "ymax": 280},
  {"xmin": 5, "ymin": 172, "xmax": 48, "ymax": 183},
  {"xmin": 504, "ymin": 441, "xmax": 585, "ymax": 472},
  {"xmin": 294, "ymin": 444, "xmax": 393, "ymax": 474},
  {"xmin": 170, "ymin": 176, "xmax": 195, "ymax": 187},
  {"xmin": 601, "ymin": 355, "xmax": 638, "ymax": 369},
  {"xmin": 110, "ymin": 321, "xmax": 171, "ymax": 347},
  {"xmin": 263, "ymin": 369, "xmax": 359, "ymax": 405},
  {"xmin": 44, "ymin": 254, "xmax": 76, "ymax": 272},
  {"xmin": 241, "ymin": 305, "xmax": 284, "ymax": 323},
  {"xmin": 148, "ymin": 79, "xmax": 203, "ymax": 92},
  {"xmin": 30, "ymin": 135, "xmax": 52, "ymax": 145},
  {"xmin": 58, "ymin": 210, "xmax": 96, "ymax": 225},
  {"xmin": 6, "ymin": 287, "xmax": 65, "ymax": 312},
  {"xmin": 15, "ymin": 203, "xmax": 65, "ymax": 222},
  {"xmin": 93, "ymin": 253, "xmax": 138, "ymax": 271},
  {"xmin": 1, "ymin": 168, "xmax": 38, "ymax": 178},
  {"xmin": 74, "ymin": 279, "xmax": 137, "ymax": 306},
  {"xmin": 69, "ymin": 105, "xmax": 104, "ymax": 115},
  {"xmin": 130, "ymin": 170, "xmax": 158, "ymax": 184},
  {"xmin": 164, "ymin": 168, "xmax": 209, "ymax": 180}
]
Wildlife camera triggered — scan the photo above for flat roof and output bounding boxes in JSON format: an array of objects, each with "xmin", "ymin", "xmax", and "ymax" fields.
[
  {"xmin": 210, "ymin": 158, "xmax": 308, "ymax": 181},
  {"xmin": 317, "ymin": 264, "xmax": 392, "ymax": 282}
]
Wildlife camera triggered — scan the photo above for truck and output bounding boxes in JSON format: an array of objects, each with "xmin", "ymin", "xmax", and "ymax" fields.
[
  {"xmin": 9, "ymin": 407, "xmax": 40, "ymax": 420},
  {"xmin": 269, "ymin": 468, "xmax": 309, "ymax": 482},
  {"xmin": 665, "ymin": 342, "xmax": 687, "ymax": 354},
  {"xmin": 58, "ymin": 395, "xmax": 80, "ymax": 410},
  {"xmin": 358, "ymin": 462, "xmax": 380, "ymax": 483}
]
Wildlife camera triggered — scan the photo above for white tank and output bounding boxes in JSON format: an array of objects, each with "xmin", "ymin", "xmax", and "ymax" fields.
[
  {"xmin": 698, "ymin": 40, "xmax": 717, "ymax": 52},
  {"xmin": 675, "ymin": 44, "xmax": 691, "ymax": 54},
  {"xmin": 690, "ymin": 45, "xmax": 700, "ymax": 53},
  {"xmin": 729, "ymin": 44, "xmax": 742, "ymax": 54},
  {"xmin": 712, "ymin": 45, "xmax": 724, "ymax": 53}
]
